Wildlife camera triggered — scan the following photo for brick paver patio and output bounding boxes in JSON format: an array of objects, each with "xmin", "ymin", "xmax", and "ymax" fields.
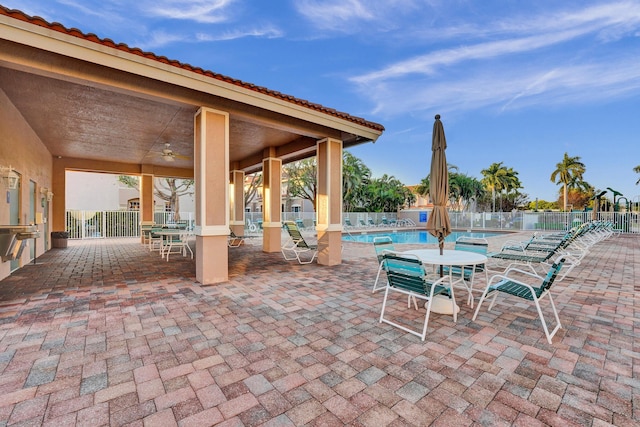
[{"xmin": 0, "ymin": 231, "xmax": 637, "ymax": 426}]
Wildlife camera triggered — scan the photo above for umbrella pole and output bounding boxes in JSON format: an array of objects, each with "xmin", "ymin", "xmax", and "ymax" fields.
[{"xmin": 439, "ymin": 237, "xmax": 444, "ymax": 277}]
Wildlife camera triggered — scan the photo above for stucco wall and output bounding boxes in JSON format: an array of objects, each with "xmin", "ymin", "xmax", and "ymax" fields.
[{"xmin": 0, "ymin": 87, "xmax": 53, "ymax": 280}]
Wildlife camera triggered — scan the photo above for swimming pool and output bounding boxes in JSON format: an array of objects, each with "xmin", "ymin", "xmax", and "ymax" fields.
[{"xmin": 343, "ymin": 230, "xmax": 500, "ymax": 244}]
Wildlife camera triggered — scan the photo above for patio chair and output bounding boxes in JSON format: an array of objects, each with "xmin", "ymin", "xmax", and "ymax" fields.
[
  {"xmin": 295, "ymin": 218, "xmax": 305, "ymax": 230},
  {"xmin": 344, "ymin": 218, "xmax": 354, "ymax": 229},
  {"xmin": 358, "ymin": 218, "xmax": 367, "ymax": 228},
  {"xmin": 148, "ymin": 227, "xmax": 164, "ymax": 252},
  {"xmin": 368, "ymin": 218, "xmax": 376, "ymax": 227},
  {"xmin": 281, "ymin": 221, "xmax": 318, "ymax": 264},
  {"xmin": 442, "ymin": 237, "xmax": 489, "ymax": 308},
  {"xmin": 164, "ymin": 231, "xmax": 193, "ymax": 261},
  {"xmin": 372, "ymin": 236, "xmax": 395, "ymax": 293},
  {"xmin": 472, "ymin": 256, "xmax": 566, "ymax": 344},
  {"xmin": 379, "ymin": 252, "xmax": 455, "ymax": 341},
  {"xmin": 228, "ymin": 229, "xmax": 247, "ymax": 247}
]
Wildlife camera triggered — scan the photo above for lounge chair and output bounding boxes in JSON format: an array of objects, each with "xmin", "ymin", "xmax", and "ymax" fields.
[
  {"xmin": 379, "ymin": 252, "xmax": 455, "ymax": 341},
  {"xmin": 228, "ymin": 228, "xmax": 249, "ymax": 247},
  {"xmin": 281, "ymin": 221, "xmax": 318, "ymax": 264},
  {"xmin": 344, "ymin": 218, "xmax": 354, "ymax": 229},
  {"xmin": 473, "ymin": 256, "xmax": 566, "ymax": 344},
  {"xmin": 367, "ymin": 218, "xmax": 376, "ymax": 227},
  {"xmin": 358, "ymin": 218, "xmax": 367, "ymax": 228},
  {"xmin": 442, "ymin": 237, "xmax": 489, "ymax": 308}
]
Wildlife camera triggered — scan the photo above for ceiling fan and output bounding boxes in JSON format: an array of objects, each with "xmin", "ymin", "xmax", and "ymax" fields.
[{"xmin": 159, "ymin": 143, "xmax": 190, "ymax": 162}]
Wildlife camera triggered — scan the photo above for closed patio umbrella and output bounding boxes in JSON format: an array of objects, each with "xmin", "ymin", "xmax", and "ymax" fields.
[{"xmin": 426, "ymin": 114, "xmax": 451, "ymax": 258}]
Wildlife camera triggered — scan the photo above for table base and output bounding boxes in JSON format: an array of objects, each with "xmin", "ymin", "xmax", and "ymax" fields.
[{"xmin": 427, "ymin": 295, "xmax": 460, "ymax": 315}]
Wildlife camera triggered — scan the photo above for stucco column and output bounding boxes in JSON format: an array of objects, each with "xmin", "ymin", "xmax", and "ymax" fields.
[
  {"xmin": 139, "ymin": 171, "xmax": 154, "ymax": 242},
  {"xmin": 316, "ymin": 138, "xmax": 343, "ymax": 265},
  {"xmin": 194, "ymin": 107, "xmax": 229, "ymax": 284},
  {"xmin": 262, "ymin": 153, "xmax": 282, "ymax": 252},
  {"xmin": 51, "ymin": 157, "xmax": 66, "ymax": 232},
  {"xmin": 230, "ymin": 169, "xmax": 245, "ymax": 238}
]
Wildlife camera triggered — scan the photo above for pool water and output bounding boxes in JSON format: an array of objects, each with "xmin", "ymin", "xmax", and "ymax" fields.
[{"xmin": 343, "ymin": 230, "xmax": 500, "ymax": 244}]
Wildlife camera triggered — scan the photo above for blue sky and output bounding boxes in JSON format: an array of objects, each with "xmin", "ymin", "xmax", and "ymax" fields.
[{"xmin": 6, "ymin": 0, "xmax": 640, "ymax": 203}]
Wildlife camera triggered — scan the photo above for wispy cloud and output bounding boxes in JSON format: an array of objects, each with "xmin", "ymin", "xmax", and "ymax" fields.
[
  {"xmin": 196, "ymin": 26, "xmax": 283, "ymax": 42},
  {"xmin": 350, "ymin": 2, "xmax": 640, "ymax": 117},
  {"xmin": 143, "ymin": 0, "xmax": 236, "ymax": 24},
  {"xmin": 360, "ymin": 55, "xmax": 640, "ymax": 117},
  {"xmin": 294, "ymin": 0, "xmax": 420, "ymax": 32}
]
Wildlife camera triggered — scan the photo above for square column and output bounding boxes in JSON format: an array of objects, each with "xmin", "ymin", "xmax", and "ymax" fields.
[
  {"xmin": 316, "ymin": 138, "xmax": 343, "ymax": 265},
  {"xmin": 194, "ymin": 107, "xmax": 230, "ymax": 284},
  {"xmin": 51, "ymin": 157, "xmax": 66, "ymax": 233},
  {"xmin": 230, "ymin": 169, "xmax": 245, "ymax": 237},
  {"xmin": 139, "ymin": 172, "xmax": 154, "ymax": 242},
  {"xmin": 262, "ymin": 155, "xmax": 282, "ymax": 252}
]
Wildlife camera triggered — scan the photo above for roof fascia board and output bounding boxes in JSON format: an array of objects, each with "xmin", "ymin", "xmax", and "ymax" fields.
[{"xmin": 1, "ymin": 16, "xmax": 382, "ymax": 142}]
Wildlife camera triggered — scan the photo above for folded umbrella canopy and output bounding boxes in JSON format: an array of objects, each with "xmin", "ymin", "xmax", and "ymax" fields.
[{"xmin": 426, "ymin": 114, "xmax": 451, "ymax": 257}]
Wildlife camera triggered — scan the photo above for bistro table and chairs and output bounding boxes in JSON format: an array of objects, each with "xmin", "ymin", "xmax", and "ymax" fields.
[{"xmin": 402, "ymin": 248, "xmax": 488, "ymax": 312}]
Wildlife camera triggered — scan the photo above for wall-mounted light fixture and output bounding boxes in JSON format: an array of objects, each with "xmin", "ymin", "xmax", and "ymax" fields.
[
  {"xmin": 0, "ymin": 165, "xmax": 19, "ymax": 189},
  {"xmin": 47, "ymin": 191, "xmax": 54, "ymax": 201}
]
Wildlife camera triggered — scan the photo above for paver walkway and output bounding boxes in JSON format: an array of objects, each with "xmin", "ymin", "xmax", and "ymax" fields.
[{"xmin": 0, "ymin": 232, "xmax": 637, "ymax": 426}]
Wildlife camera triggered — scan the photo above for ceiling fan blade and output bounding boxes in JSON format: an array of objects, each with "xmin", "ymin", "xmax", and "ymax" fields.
[{"xmin": 173, "ymin": 154, "xmax": 191, "ymax": 161}]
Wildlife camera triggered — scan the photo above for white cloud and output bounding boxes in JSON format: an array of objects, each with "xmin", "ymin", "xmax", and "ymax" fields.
[
  {"xmin": 196, "ymin": 26, "xmax": 283, "ymax": 42},
  {"xmin": 350, "ymin": 1, "xmax": 640, "ymax": 117},
  {"xmin": 360, "ymin": 55, "xmax": 640, "ymax": 118},
  {"xmin": 143, "ymin": 0, "xmax": 236, "ymax": 24},
  {"xmin": 294, "ymin": 0, "xmax": 420, "ymax": 32}
]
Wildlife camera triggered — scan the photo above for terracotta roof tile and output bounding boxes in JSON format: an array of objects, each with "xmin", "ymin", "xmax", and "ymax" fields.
[{"xmin": 0, "ymin": 5, "xmax": 384, "ymax": 133}]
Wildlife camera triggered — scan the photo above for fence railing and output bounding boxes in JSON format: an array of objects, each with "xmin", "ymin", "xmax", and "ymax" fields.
[
  {"xmin": 65, "ymin": 210, "xmax": 195, "ymax": 239},
  {"xmin": 65, "ymin": 209, "xmax": 638, "ymax": 239}
]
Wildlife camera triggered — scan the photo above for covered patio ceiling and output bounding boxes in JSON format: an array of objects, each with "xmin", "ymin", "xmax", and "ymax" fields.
[{"xmin": 0, "ymin": 7, "xmax": 384, "ymax": 176}]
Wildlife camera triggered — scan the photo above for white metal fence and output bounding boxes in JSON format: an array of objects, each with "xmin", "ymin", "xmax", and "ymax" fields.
[
  {"xmin": 65, "ymin": 210, "xmax": 195, "ymax": 239},
  {"xmin": 65, "ymin": 209, "xmax": 638, "ymax": 239}
]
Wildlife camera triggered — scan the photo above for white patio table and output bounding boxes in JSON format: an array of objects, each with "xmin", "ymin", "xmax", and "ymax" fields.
[{"xmin": 402, "ymin": 249, "xmax": 488, "ymax": 314}]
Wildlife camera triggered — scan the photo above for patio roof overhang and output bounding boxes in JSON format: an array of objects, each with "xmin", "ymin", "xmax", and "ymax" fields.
[{"xmin": 0, "ymin": 7, "xmax": 384, "ymax": 177}]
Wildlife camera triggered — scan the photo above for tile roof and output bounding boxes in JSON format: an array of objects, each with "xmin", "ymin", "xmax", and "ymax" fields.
[{"xmin": 0, "ymin": 5, "xmax": 384, "ymax": 133}]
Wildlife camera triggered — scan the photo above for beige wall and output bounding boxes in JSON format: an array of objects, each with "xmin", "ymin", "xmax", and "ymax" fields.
[
  {"xmin": 65, "ymin": 171, "xmax": 196, "ymax": 213},
  {"xmin": 0, "ymin": 87, "xmax": 53, "ymax": 280}
]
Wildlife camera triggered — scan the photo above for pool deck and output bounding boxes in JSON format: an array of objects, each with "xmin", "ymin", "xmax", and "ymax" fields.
[{"xmin": 0, "ymin": 230, "xmax": 637, "ymax": 426}]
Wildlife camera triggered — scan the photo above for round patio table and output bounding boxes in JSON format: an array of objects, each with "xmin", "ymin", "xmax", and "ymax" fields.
[{"xmin": 402, "ymin": 249, "xmax": 488, "ymax": 314}]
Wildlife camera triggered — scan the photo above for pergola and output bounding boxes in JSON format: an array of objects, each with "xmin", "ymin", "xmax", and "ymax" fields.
[{"xmin": 0, "ymin": 6, "xmax": 384, "ymax": 283}]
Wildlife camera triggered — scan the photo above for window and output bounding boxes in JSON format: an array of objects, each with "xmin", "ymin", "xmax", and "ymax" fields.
[{"xmin": 128, "ymin": 199, "xmax": 140, "ymax": 210}]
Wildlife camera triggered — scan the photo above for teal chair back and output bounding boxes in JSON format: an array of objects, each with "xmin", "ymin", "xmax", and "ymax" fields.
[
  {"xmin": 373, "ymin": 236, "xmax": 394, "ymax": 263},
  {"xmin": 538, "ymin": 257, "xmax": 566, "ymax": 297}
]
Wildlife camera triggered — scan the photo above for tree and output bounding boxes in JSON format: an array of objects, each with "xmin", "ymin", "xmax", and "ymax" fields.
[
  {"xmin": 118, "ymin": 176, "xmax": 194, "ymax": 221},
  {"xmin": 283, "ymin": 158, "xmax": 318, "ymax": 209},
  {"xmin": 284, "ymin": 152, "xmax": 374, "ymax": 212},
  {"xmin": 550, "ymin": 153, "xmax": 586, "ymax": 212},
  {"xmin": 244, "ymin": 172, "xmax": 263, "ymax": 207},
  {"xmin": 155, "ymin": 178, "xmax": 194, "ymax": 221},
  {"xmin": 415, "ymin": 176, "xmax": 430, "ymax": 198},
  {"xmin": 449, "ymin": 173, "xmax": 485, "ymax": 211},
  {"xmin": 363, "ymin": 174, "xmax": 410, "ymax": 212},
  {"xmin": 343, "ymin": 152, "xmax": 371, "ymax": 212},
  {"xmin": 481, "ymin": 162, "xmax": 507, "ymax": 212},
  {"xmin": 634, "ymin": 165, "xmax": 640, "ymax": 185}
]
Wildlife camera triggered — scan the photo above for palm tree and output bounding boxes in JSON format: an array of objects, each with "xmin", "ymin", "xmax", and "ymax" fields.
[
  {"xmin": 342, "ymin": 152, "xmax": 371, "ymax": 211},
  {"xmin": 550, "ymin": 153, "xmax": 586, "ymax": 211},
  {"xmin": 499, "ymin": 167, "xmax": 522, "ymax": 211},
  {"xmin": 481, "ymin": 162, "xmax": 507, "ymax": 212},
  {"xmin": 634, "ymin": 165, "xmax": 640, "ymax": 185}
]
